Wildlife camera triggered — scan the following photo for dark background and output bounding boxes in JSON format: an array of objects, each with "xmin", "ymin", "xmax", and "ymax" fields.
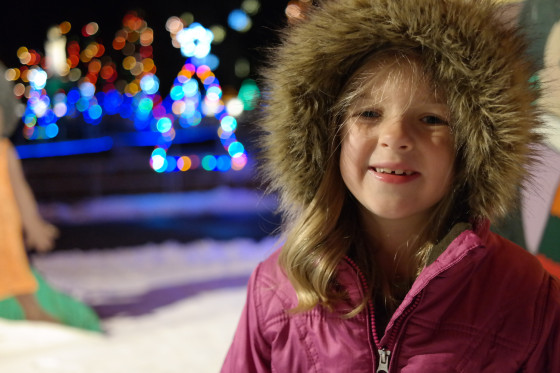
[
  {"xmin": 0, "ymin": 0, "xmax": 288, "ymax": 93},
  {"xmin": 0, "ymin": 1, "xmax": 291, "ymax": 202},
  {"xmin": 0, "ymin": 1, "xmax": 289, "ymax": 248}
]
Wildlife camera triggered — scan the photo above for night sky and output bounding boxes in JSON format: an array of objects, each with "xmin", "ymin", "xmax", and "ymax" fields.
[{"xmin": 0, "ymin": 0, "xmax": 289, "ymax": 93}]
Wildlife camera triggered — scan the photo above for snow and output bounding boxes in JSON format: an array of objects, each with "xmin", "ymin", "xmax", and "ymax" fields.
[
  {"xmin": 0, "ymin": 287, "xmax": 246, "ymax": 373},
  {"xmin": 0, "ymin": 187, "xmax": 281, "ymax": 373}
]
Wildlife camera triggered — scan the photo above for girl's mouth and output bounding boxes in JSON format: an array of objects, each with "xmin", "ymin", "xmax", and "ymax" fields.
[{"xmin": 373, "ymin": 167, "xmax": 415, "ymax": 176}]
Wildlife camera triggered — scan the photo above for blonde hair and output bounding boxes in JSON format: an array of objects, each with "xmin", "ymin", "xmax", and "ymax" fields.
[{"xmin": 279, "ymin": 48, "xmax": 468, "ymax": 315}]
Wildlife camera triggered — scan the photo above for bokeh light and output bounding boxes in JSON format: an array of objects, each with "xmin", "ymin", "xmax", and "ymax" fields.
[
  {"xmin": 228, "ymin": 9, "xmax": 252, "ymax": 32},
  {"xmin": 11, "ymin": 10, "xmax": 252, "ymax": 174}
]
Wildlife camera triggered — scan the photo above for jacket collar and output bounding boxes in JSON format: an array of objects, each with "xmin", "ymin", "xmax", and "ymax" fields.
[{"xmin": 337, "ymin": 220, "xmax": 490, "ymax": 317}]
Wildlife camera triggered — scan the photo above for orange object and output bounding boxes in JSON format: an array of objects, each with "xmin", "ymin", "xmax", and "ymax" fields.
[
  {"xmin": 0, "ymin": 138, "xmax": 37, "ymax": 299},
  {"xmin": 551, "ymin": 184, "xmax": 560, "ymax": 218},
  {"xmin": 536, "ymin": 254, "xmax": 560, "ymax": 279}
]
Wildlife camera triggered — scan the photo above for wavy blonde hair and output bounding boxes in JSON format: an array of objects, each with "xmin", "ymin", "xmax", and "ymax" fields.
[{"xmin": 278, "ymin": 49, "xmax": 468, "ymax": 316}]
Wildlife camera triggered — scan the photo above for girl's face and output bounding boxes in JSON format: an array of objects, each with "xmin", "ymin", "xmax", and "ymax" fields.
[{"xmin": 339, "ymin": 58, "xmax": 455, "ymax": 231}]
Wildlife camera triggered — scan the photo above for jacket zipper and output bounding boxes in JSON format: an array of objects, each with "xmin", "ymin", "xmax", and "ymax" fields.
[{"xmin": 344, "ymin": 256, "xmax": 420, "ymax": 373}]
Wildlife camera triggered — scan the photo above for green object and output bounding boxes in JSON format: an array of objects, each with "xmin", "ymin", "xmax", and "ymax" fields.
[
  {"xmin": 0, "ymin": 268, "xmax": 102, "ymax": 333},
  {"xmin": 539, "ymin": 215, "xmax": 560, "ymax": 263},
  {"xmin": 491, "ymin": 208, "xmax": 527, "ymax": 250}
]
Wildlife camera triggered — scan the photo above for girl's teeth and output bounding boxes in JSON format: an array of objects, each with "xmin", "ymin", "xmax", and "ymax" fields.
[{"xmin": 374, "ymin": 168, "xmax": 414, "ymax": 176}]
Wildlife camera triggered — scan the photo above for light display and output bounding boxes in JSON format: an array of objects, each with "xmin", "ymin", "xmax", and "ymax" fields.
[{"xmin": 6, "ymin": 2, "xmax": 262, "ymax": 173}]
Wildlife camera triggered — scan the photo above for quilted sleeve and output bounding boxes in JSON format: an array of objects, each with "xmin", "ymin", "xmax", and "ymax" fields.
[
  {"xmin": 524, "ymin": 275, "xmax": 560, "ymax": 372},
  {"xmin": 220, "ymin": 263, "xmax": 271, "ymax": 373}
]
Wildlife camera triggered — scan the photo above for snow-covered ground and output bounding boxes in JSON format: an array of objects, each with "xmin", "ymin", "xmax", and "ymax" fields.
[{"xmin": 0, "ymin": 187, "xmax": 281, "ymax": 373}]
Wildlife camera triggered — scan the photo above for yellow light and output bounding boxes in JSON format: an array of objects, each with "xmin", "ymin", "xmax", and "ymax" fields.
[
  {"xmin": 5, "ymin": 68, "xmax": 19, "ymax": 81},
  {"xmin": 60, "ymin": 21, "xmax": 71, "ymax": 34},
  {"xmin": 16, "ymin": 47, "xmax": 29, "ymax": 58},
  {"xmin": 122, "ymin": 56, "xmax": 136, "ymax": 70},
  {"xmin": 177, "ymin": 156, "xmax": 192, "ymax": 171},
  {"xmin": 142, "ymin": 58, "xmax": 154, "ymax": 72},
  {"xmin": 125, "ymin": 81, "xmax": 140, "ymax": 96}
]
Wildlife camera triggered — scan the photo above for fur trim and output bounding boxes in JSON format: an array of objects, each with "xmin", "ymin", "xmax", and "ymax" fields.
[{"xmin": 258, "ymin": 0, "xmax": 543, "ymax": 221}]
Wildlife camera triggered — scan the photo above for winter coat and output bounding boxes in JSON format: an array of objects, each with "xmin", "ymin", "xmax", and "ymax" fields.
[{"xmin": 221, "ymin": 222, "xmax": 560, "ymax": 372}]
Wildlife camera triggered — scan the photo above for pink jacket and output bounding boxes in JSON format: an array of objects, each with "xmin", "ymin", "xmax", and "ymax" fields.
[{"xmin": 222, "ymin": 222, "xmax": 560, "ymax": 372}]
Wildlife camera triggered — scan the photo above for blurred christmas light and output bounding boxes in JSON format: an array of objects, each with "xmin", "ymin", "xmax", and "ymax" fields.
[
  {"xmin": 228, "ymin": 9, "xmax": 252, "ymax": 32},
  {"xmin": 177, "ymin": 23, "xmax": 213, "ymax": 58},
  {"xmin": 241, "ymin": 0, "xmax": 261, "ymax": 15},
  {"xmin": 10, "ymin": 9, "xmax": 254, "ymax": 174},
  {"xmin": 140, "ymin": 74, "xmax": 159, "ymax": 94},
  {"xmin": 28, "ymin": 68, "xmax": 47, "ymax": 90}
]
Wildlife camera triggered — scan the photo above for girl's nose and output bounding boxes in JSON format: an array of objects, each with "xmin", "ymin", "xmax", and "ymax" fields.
[{"xmin": 378, "ymin": 118, "xmax": 413, "ymax": 150}]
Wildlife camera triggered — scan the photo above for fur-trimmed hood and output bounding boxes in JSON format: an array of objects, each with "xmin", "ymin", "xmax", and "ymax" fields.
[{"xmin": 258, "ymin": 0, "xmax": 543, "ymax": 221}]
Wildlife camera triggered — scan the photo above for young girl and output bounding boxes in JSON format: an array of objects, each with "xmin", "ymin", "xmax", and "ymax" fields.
[
  {"xmin": 0, "ymin": 62, "xmax": 101, "ymax": 332},
  {"xmin": 222, "ymin": 0, "xmax": 560, "ymax": 371}
]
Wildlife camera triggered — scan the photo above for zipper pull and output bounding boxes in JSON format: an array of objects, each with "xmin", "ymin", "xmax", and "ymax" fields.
[{"xmin": 376, "ymin": 348, "xmax": 391, "ymax": 373}]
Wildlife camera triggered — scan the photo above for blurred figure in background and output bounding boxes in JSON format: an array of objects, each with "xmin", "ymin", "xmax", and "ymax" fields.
[
  {"xmin": 518, "ymin": 0, "xmax": 560, "ymax": 277},
  {"xmin": 0, "ymin": 61, "xmax": 101, "ymax": 332}
]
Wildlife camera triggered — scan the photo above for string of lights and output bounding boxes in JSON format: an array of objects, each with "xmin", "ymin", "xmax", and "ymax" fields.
[{"xmin": 5, "ymin": 0, "xmax": 263, "ymax": 173}]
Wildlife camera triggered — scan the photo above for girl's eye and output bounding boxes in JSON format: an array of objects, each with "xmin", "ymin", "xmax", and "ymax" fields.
[
  {"xmin": 358, "ymin": 110, "xmax": 380, "ymax": 119},
  {"xmin": 421, "ymin": 115, "xmax": 448, "ymax": 125}
]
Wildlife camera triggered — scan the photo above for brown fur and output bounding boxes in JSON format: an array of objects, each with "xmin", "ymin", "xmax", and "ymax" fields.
[{"xmin": 257, "ymin": 0, "xmax": 543, "ymax": 223}]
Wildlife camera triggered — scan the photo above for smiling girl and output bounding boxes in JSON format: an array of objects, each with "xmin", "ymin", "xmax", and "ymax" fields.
[{"xmin": 222, "ymin": 0, "xmax": 560, "ymax": 371}]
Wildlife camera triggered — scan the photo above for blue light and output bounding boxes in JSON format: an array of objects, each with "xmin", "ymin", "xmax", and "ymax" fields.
[
  {"xmin": 152, "ymin": 147, "xmax": 167, "ymax": 158},
  {"xmin": 185, "ymin": 111, "xmax": 202, "ymax": 126},
  {"xmin": 151, "ymin": 155, "xmax": 167, "ymax": 173},
  {"xmin": 166, "ymin": 156, "xmax": 177, "ymax": 172},
  {"xmin": 220, "ymin": 116, "xmax": 237, "ymax": 131},
  {"xmin": 16, "ymin": 137, "xmax": 114, "ymax": 159},
  {"xmin": 217, "ymin": 155, "xmax": 231, "ymax": 172},
  {"xmin": 67, "ymin": 89, "xmax": 81, "ymax": 104},
  {"xmin": 104, "ymin": 90, "xmax": 123, "ymax": 115},
  {"xmin": 201, "ymin": 155, "xmax": 217, "ymax": 171},
  {"xmin": 183, "ymin": 79, "xmax": 199, "ymax": 97},
  {"xmin": 40, "ymin": 109, "xmax": 56, "ymax": 125},
  {"xmin": 228, "ymin": 141, "xmax": 245, "ymax": 157},
  {"xmin": 150, "ymin": 148, "xmax": 168, "ymax": 173},
  {"xmin": 76, "ymin": 97, "xmax": 90, "ymax": 112},
  {"xmin": 228, "ymin": 9, "xmax": 250, "ymax": 32},
  {"xmin": 191, "ymin": 54, "xmax": 220, "ymax": 71},
  {"xmin": 53, "ymin": 92, "xmax": 67, "ymax": 103},
  {"xmin": 23, "ymin": 113, "xmax": 36, "ymax": 125},
  {"xmin": 45, "ymin": 123, "xmax": 59, "ymax": 138},
  {"xmin": 157, "ymin": 117, "xmax": 173, "ymax": 133},
  {"xmin": 79, "ymin": 82, "xmax": 96, "ymax": 98},
  {"xmin": 119, "ymin": 97, "xmax": 134, "ymax": 119},
  {"xmin": 140, "ymin": 74, "xmax": 160, "ymax": 95},
  {"xmin": 206, "ymin": 85, "xmax": 222, "ymax": 101},
  {"xmin": 170, "ymin": 85, "xmax": 185, "ymax": 101},
  {"xmin": 28, "ymin": 95, "xmax": 51, "ymax": 118},
  {"xmin": 138, "ymin": 97, "xmax": 154, "ymax": 114},
  {"xmin": 88, "ymin": 104, "xmax": 103, "ymax": 120}
]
